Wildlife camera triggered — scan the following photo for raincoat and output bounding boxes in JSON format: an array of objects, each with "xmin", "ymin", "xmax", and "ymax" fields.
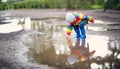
[{"xmin": 66, "ymin": 12, "xmax": 94, "ymax": 38}]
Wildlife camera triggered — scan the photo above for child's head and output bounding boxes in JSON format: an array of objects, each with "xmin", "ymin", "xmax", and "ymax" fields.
[{"xmin": 65, "ymin": 12, "xmax": 75, "ymax": 23}]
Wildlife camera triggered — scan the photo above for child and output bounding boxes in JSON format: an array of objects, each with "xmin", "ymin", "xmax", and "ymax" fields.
[{"xmin": 66, "ymin": 12, "xmax": 94, "ymax": 47}]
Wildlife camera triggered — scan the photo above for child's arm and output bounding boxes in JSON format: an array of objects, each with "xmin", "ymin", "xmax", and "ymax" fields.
[
  {"xmin": 85, "ymin": 15, "xmax": 94, "ymax": 23},
  {"xmin": 66, "ymin": 25, "xmax": 73, "ymax": 36},
  {"xmin": 78, "ymin": 13, "xmax": 94, "ymax": 23}
]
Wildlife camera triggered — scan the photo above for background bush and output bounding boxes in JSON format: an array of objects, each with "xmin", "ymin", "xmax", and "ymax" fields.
[
  {"xmin": 0, "ymin": 0, "xmax": 104, "ymax": 10},
  {"xmin": 0, "ymin": 0, "xmax": 120, "ymax": 10}
]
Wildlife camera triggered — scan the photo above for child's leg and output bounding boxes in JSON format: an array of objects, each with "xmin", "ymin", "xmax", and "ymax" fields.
[
  {"xmin": 79, "ymin": 22, "xmax": 87, "ymax": 46},
  {"xmin": 73, "ymin": 25, "xmax": 81, "ymax": 38},
  {"xmin": 79, "ymin": 22, "xmax": 86, "ymax": 39}
]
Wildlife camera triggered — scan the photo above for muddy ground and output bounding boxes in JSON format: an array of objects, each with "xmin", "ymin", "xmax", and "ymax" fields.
[
  {"xmin": 1, "ymin": 9, "xmax": 120, "ymax": 23},
  {"xmin": 0, "ymin": 30, "xmax": 52, "ymax": 69}
]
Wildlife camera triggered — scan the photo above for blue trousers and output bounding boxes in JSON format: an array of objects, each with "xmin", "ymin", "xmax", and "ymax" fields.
[{"xmin": 73, "ymin": 21, "xmax": 87, "ymax": 46}]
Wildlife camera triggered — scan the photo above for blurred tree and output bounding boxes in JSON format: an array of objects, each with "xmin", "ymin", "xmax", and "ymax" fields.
[
  {"xmin": 104, "ymin": 0, "xmax": 120, "ymax": 11},
  {"xmin": 66, "ymin": 0, "xmax": 73, "ymax": 10}
]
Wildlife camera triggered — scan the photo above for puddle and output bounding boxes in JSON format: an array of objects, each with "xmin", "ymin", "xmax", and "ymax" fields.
[
  {"xmin": 31, "ymin": 19, "xmax": 120, "ymax": 56},
  {"xmin": 30, "ymin": 18, "xmax": 120, "ymax": 68}
]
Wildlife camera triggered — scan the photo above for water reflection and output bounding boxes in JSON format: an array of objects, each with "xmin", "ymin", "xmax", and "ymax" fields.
[
  {"xmin": 0, "ymin": 13, "xmax": 31, "ymax": 33},
  {"xmin": 30, "ymin": 19, "xmax": 120, "ymax": 69}
]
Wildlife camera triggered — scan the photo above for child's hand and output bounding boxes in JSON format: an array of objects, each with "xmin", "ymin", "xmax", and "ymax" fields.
[{"xmin": 90, "ymin": 18, "xmax": 94, "ymax": 23}]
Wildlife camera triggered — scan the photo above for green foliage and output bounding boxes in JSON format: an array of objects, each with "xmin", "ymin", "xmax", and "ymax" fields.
[
  {"xmin": 0, "ymin": 0, "xmax": 119, "ymax": 10},
  {"xmin": 0, "ymin": 0, "xmax": 101, "ymax": 10},
  {"xmin": 0, "ymin": 3, "xmax": 4, "ymax": 10},
  {"xmin": 91, "ymin": 5, "xmax": 103, "ymax": 9},
  {"xmin": 6, "ymin": 0, "xmax": 66, "ymax": 9},
  {"xmin": 104, "ymin": 0, "xmax": 120, "ymax": 10}
]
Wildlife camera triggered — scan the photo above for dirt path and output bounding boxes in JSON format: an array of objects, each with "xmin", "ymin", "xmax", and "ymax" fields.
[{"xmin": 1, "ymin": 9, "xmax": 120, "ymax": 23}]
